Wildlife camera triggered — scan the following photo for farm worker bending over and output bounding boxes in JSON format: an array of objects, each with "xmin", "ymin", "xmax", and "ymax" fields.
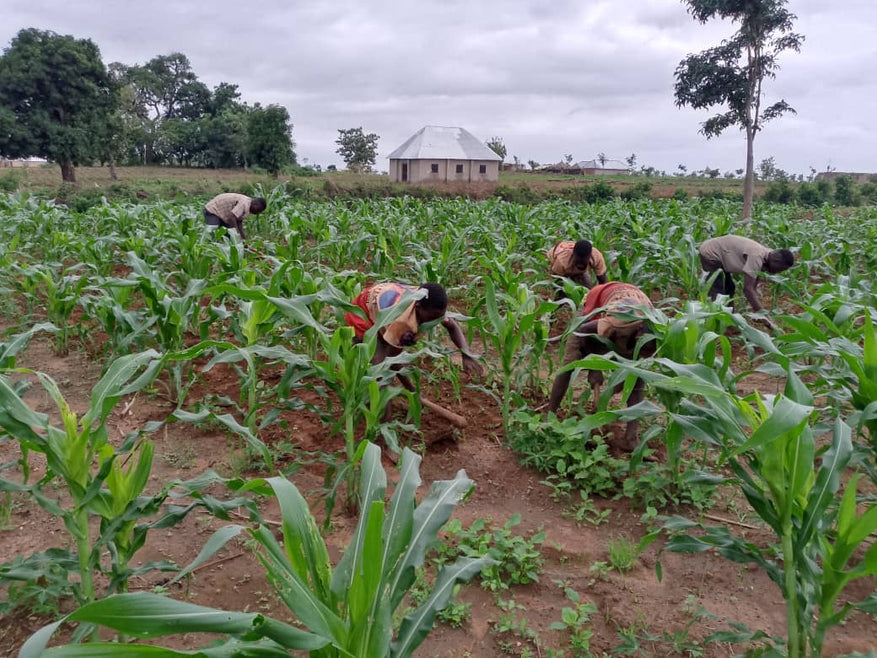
[
  {"xmin": 547, "ymin": 240, "xmax": 609, "ymax": 290},
  {"xmin": 203, "ymin": 193, "xmax": 267, "ymax": 241},
  {"xmin": 345, "ymin": 282, "xmax": 482, "ymax": 376},
  {"xmin": 548, "ymin": 282, "xmax": 656, "ymax": 452},
  {"xmin": 698, "ymin": 235, "xmax": 794, "ymax": 326}
]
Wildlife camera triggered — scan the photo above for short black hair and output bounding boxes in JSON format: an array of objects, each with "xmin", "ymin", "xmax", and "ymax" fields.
[
  {"xmin": 251, "ymin": 197, "xmax": 267, "ymax": 213},
  {"xmin": 773, "ymin": 248, "xmax": 794, "ymax": 269},
  {"xmin": 418, "ymin": 282, "xmax": 448, "ymax": 311},
  {"xmin": 573, "ymin": 240, "xmax": 593, "ymax": 259}
]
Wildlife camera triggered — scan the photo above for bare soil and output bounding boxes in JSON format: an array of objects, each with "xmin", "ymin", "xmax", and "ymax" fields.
[{"xmin": 0, "ymin": 335, "xmax": 875, "ymax": 657}]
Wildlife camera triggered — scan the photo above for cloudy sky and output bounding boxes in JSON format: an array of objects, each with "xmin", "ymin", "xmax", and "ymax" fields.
[{"xmin": 4, "ymin": 0, "xmax": 876, "ymax": 174}]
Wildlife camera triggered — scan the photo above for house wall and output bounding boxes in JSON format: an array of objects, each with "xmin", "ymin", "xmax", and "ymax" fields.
[
  {"xmin": 815, "ymin": 172, "xmax": 874, "ymax": 184},
  {"xmin": 389, "ymin": 159, "xmax": 499, "ymax": 183}
]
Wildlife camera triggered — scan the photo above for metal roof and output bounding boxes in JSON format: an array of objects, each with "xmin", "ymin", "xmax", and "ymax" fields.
[
  {"xmin": 388, "ymin": 126, "xmax": 502, "ymax": 161},
  {"xmin": 576, "ymin": 159, "xmax": 630, "ymax": 170}
]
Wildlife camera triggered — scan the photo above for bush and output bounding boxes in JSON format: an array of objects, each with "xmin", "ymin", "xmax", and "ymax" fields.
[
  {"xmin": 859, "ymin": 182, "xmax": 877, "ymax": 205},
  {"xmin": 815, "ymin": 178, "xmax": 833, "ymax": 203},
  {"xmin": 762, "ymin": 180, "xmax": 795, "ymax": 204},
  {"xmin": 620, "ymin": 181, "xmax": 653, "ymax": 201},
  {"xmin": 796, "ymin": 182, "xmax": 826, "ymax": 207},
  {"xmin": 494, "ymin": 184, "xmax": 542, "ymax": 204},
  {"xmin": 0, "ymin": 171, "xmax": 22, "ymax": 192},
  {"xmin": 673, "ymin": 188, "xmax": 689, "ymax": 201},
  {"xmin": 833, "ymin": 174, "xmax": 858, "ymax": 206},
  {"xmin": 564, "ymin": 180, "xmax": 615, "ymax": 204}
]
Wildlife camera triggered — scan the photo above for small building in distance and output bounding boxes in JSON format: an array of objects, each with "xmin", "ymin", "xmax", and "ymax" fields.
[
  {"xmin": 388, "ymin": 126, "xmax": 501, "ymax": 183},
  {"xmin": 815, "ymin": 171, "xmax": 876, "ymax": 184},
  {"xmin": 1, "ymin": 157, "xmax": 49, "ymax": 168},
  {"xmin": 576, "ymin": 159, "xmax": 631, "ymax": 176}
]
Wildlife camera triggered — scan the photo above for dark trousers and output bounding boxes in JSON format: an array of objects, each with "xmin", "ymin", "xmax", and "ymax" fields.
[
  {"xmin": 204, "ymin": 210, "xmax": 224, "ymax": 227},
  {"xmin": 701, "ymin": 256, "xmax": 735, "ymax": 300}
]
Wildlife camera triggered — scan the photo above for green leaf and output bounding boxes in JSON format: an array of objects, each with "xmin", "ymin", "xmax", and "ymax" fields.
[
  {"xmin": 391, "ymin": 556, "xmax": 494, "ymax": 657},
  {"xmin": 732, "ymin": 396, "xmax": 812, "ymax": 456},
  {"xmin": 167, "ymin": 525, "xmax": 246, "ymax": 586},
  {"xmin": 800, "ymin": 418, "xmax": 852, "ymax": 543},
  {"xmin": 267, "ymin": 476, "xmax": 334, "ymax": 607},
  {"xmin": 82, "ymin": 350, "xmax": 162, "ymax": 427},
  {"xmin": 21, "ymin": 594, "xmax": 328, "ymax": 656},
  {"xmin": 387, "ymin": 469, "xmax": 475, "ymax": 611},
  {"xmin": 41, "ymin": 638, "xmax": 291, "ymax": 657}
]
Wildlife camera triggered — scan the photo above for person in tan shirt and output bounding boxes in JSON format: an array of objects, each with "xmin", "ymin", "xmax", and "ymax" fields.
[
  {"xmin": 547, "ymin": 240, "xmax": 609, "ymax": 290},
  {"xmin": 203, "ymin": 193, "xmax": 267, "ymax": 241},
  {"xmin": 699, "ymin": 235, "xmax": 794, "ymax": 320}
]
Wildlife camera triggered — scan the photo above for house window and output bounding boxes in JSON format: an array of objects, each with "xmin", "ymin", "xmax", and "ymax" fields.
[
  {"xmin": 479, "ymin": 164, "xmax": 487, "ymax": 174},
  {"xmin": 431, "ymin": 163, "xmax": 439, "ymax": 173},
  {"xmin": 455, "ymin": 164, "xmax": 463, "ymax": 174}
]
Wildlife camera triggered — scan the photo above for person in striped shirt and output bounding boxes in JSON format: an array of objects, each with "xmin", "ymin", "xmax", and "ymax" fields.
[
  {"xmin": 548, "ymin": 281, "xmax": 656, "ymax": 452},
  {"xmin": 344, "ymin": 282, "xmax": 482, "ymax": 375}
]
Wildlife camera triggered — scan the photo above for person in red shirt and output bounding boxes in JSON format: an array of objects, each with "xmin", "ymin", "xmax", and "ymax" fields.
[
  {"xmin": 344, "ymin": 282, "xmax": 482, "ymax": 374},
  {"xmin": 548, "ymin": 282, "xmax": 656, "ymax": 451}
]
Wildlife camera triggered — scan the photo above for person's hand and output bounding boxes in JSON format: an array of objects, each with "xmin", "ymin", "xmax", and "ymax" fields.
[
  {"xmin": 399, "ymin": 331, "xmax": 417, "ymax": 347},
  {"xmin": 462, "ymin": 354, "xmax": 484, "ymax": 377}
]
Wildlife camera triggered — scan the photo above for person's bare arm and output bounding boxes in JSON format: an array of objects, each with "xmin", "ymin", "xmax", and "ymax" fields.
[
  {"xmin": 235, "ymin": 217, "xmax": 247, "ymax": 241},
  {"xmin": 742, "ymin": 274, "xmax": 763, "ymax": 312},
  {"xmin": 573, "ymin": 272, "xmax": 591, "ymax": 288},
  {"xmin": 371, "ymin": 334, "xmax": 396, "ymax": 365},
  {"xmin": 442, "ymin": 317, "xmax": 483, "ymax": 376},
  {"xmin": 595, "ymin": 273, "xmax": 608, "ymax": 285}
]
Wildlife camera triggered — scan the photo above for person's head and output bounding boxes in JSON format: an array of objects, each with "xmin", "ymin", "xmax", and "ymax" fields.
[
  {"xmin": 250, "ymin": 197, "xmax": 267, "ymax": 214},
  {"xmin": 765, "ymin": 248, "xmax": 794, "ymax": 274},
  {"xmin": 415, "ymin": 282, "xmax": 448, "ymax": 324},
  {"xmin": 572, "ymin": 240, "xmax": 593, "ymax": 269}
]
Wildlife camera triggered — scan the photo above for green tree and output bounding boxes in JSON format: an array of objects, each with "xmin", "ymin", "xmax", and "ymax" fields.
[
  {"xmin": 247, "ymin": 104, "xmax": 295, "ymax": 176},
  {"xmin": 486, "ymin": 136, "xmax": 507, "ymax": 163},
  {"xmin": 0, "ymin": 29, "xmax": 116, "ymax": 182},
  {"xmin": 597, "ymin": 152, "xmax": 608, "ymax": 167},
  {"xmin": 335, "ymin": 127, "xmax": 380, "ymax": 172},
  {"xmin": 674, "ymin": 0, "xmax": 804, "ymax": 220}
]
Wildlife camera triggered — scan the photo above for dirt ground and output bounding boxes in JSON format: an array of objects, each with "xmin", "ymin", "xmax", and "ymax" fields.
[{"xmin": 0, "ymin": 336, "xmax": 875, "ymax": 657}]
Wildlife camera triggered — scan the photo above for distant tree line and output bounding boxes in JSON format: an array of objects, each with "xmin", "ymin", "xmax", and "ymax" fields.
[{"xmin": 0, "ymin": 29, "xmax": 295, "ymax": 182}]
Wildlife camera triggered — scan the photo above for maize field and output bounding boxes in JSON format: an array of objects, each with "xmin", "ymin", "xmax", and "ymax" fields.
[{"xmin": 0, "ymin": 188, "xmax": 875, "ymax": 657}]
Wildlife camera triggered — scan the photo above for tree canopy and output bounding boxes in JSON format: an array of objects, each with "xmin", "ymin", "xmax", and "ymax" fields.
[
  {"xmin": 1, "ymin": 29, "xmax": 299, "ymax": 179},
  {"xmin": 247, "ymin": 105, "xmax": 295, "ymax": 176},
  {"xmin": 335, "ymin": 127, "xmax": 380, "ymax": 173},
  {"xmin": 674, "ymin": 0, "xmax": 804, "ymax": 219},
  {"xmin": 485, "ymin": 136, "xmax": 507, "ymax": 163},
  {"xmin": 0, "ymin": 29, "xmax": 116, "ymax": 182}
]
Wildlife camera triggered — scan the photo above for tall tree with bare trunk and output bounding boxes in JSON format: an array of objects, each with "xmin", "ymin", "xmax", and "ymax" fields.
[{"xmin": 674, "ymin": 0, "xmax": 803, "ymax": 220}]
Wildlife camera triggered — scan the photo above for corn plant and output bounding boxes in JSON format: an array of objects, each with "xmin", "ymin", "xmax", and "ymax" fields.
[
  {"xmin": 0, "ymin": 353, "xmax": 262, "ymax": 621},
  {"xmin": 474, "ymin": 279, "xmax": 556, "ymax": 434},
  {"xmin": 80, "ymin": 280, "xmax": 154, "ymax": 360},
  {"xmin": 647, "ymin": 373, "xmax": 877, "ymax": 657},
  {"xmin": 22, "ymin": 442, "xmax": 494, "ymax": 658},
  {"xmin": 0, "ymin": 352, "xmax": 161, "ymax": 609},
  {"xmin": 128, "ymin": 252, "xmax": 206, "ymax": 403},
  {"xmin": 310, "ymin": 325, "xmax": 408, "ymax": 512}
]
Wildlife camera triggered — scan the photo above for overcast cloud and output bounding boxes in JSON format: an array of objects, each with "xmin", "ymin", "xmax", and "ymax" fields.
[{"xmin": 3, "ymin": 0, "xmax": 875, "ymax": 175}]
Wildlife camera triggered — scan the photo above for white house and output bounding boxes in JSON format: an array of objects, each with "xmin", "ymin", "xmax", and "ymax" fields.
[{"xmin": 388, "ymin": 126, "xmax": 501, "ymax": 183}]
